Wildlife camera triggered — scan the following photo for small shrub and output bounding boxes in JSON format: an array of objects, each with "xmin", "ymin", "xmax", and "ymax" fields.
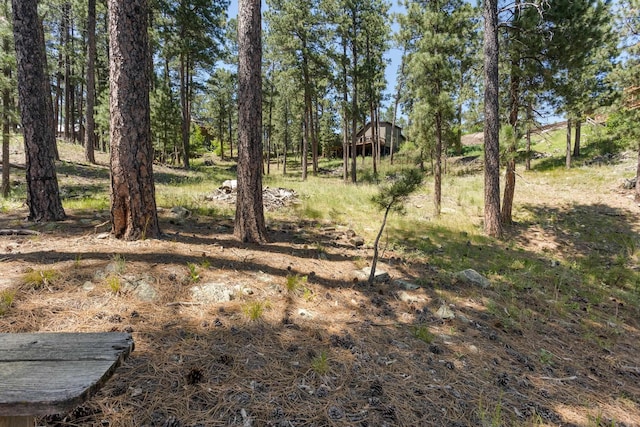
[
  {"xmin": 0, "ymin": 289, "xmax": 16, "ymax": 315},
  {"xmin": 412, "ymin": 325, "xmax": 435, "ymax": 344},
  {"xmin": 187, "ymin": 262, "xmax": 200, "ymax": 283},
  {"xmin": 539, "ymin": 348, "xmax": 554, "ymax": 366},
  {"xmin": 285, "ymin": 274, "xmax": 307, "ymax": 293},
  {"xmin": 22, "ymin": 268, "xmax": 58, "ymax": 289},
  {"xmin": 106, "ymin": 275, "xmax": 122, "ymax": 295},
  {"xmin": 311, "ymin": 351, "xmax": 330, "ymax": 375},
  {"xmin": 243, "ymin": 301, "xmax": 269, "ymax": 321}
]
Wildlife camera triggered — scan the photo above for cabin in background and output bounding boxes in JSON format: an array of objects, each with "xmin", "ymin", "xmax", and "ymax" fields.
[{"xmin": 352, "ymin": 121, "xmax": 405, "ymax": 157}]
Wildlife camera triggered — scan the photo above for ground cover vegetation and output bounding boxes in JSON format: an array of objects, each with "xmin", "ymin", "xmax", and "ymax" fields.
[
  {"xmin": 1, "ymin": 124, "xmax": 640, "ymax": 426},
  {"xmin": 2, "ymin": 0, "xmax": 640, "ymax": 425}
]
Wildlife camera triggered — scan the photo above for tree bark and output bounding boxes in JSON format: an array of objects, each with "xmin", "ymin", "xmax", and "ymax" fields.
[
  {"xmin": 12, "ymin": 0, "xmax": 66, "ymax": 221},
  {"xmin": 235, "ymin": 0, "xmax": 267, "ymax": 243},
  {"xmin": 2, "ymin": 0, "xmax": 11, "ymax": 199},
  {"xmin": 108, "ymin": 0, "xmax": 160, "ymax": 240},
  {"xmin": 573, "ymin": 119, "xmax": 581, "ymax": 158},
  {"xmin": 483, "ymin": 0, "xmax": 502, "ymax": 237},
  {"xmin": 636, "ymin": 146, "xmax": 640, "ymax": 203},
  {"xmin": 434, "ymin": 111, "xmax": 442, "ymax": 216},
  {"xmin": 566, "ymin": 118, "xmax": 572, "ymax": 169},
  {"xmin": 85, "ymin": 0, "xmax": 97, "ymax": 164}
]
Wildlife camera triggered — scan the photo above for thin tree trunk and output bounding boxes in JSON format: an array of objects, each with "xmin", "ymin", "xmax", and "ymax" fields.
[
  {"xmin": 85, "ymin": 0, "xmax": 96, "ymax": 163},
  {"xmin": 235, "ymin": 0, "xmax": 267, "ymax": 243},
  {"xmin": 180, "ymin": 55, "xmax": 190, "ymax": 169},
  {"xmin": 390, "ymin": 50, "xmax": 406, "ymax": 165},
  {"xmin": 63, "ymin": 1, "xmax": 71, "ymax": 142},
  {"xmin": 350, "ymin": 8, "xmax": 358, "ymax": 184},
  {"xmin": 483, "ymin": 0, "xmax": 502, "ymax": 237},
  {"xmin": 566, "ymin": 118, "xmax": 572, "ymax": 169},
  {"xmin": 573, "ymin": 119, "xmax": 581, "ymax": 158},
  {"xmin": 434, "ymin": 112, "xmax": 442, "ymax": 216},
  {"xmin": 525, "ymin": 103, "xmax": 532, "ymax": 171}
]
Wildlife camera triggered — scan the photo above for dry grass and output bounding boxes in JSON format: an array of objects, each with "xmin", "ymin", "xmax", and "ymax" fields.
[{"xmin": 0, "ymin": 138, "xmax": 639, "ymax": 426}]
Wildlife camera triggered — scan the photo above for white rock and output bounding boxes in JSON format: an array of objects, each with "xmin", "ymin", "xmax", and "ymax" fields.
[{"xmin": 436, "ymin": 304, "xmax": 455, "ymax": 319}]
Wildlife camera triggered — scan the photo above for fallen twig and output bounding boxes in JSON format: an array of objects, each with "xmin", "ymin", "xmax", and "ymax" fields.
[
  {"xmin": 166, "ymin": 301, "xmax": 203, "ymax": 307},
  {"xmin": 538, "ymin": 375, "xmax": 577, "ymax": 382}
]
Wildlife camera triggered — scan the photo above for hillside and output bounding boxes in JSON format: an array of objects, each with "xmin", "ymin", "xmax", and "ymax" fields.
[{"xmin": 1, "ymin": 134, "xmax": 639, "ymax": 427}]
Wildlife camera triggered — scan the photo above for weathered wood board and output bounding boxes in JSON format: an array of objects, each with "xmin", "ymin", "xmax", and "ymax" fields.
[{"xmin": 0, "ymin": 332, "xmax": 134, "ymax": 417}]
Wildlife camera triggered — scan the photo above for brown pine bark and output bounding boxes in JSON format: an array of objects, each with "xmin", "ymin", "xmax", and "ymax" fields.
[
  {"xmin": 108, "ymin": 0, "xmax": 160, "ymax": 240},
  {"xmin": 2, "ymin": 0, "xmax": 11, "ymax": 199},
  {"xmin": 12, "ymin": 0, "xmax": 66, "ymax": 222},
  {"xmin": 573, "ymin": 119, "xmax": 581, "ymax": 158},
  {"xmin": 234, "ymin": 0, "xmax": 268, "ymax": 243},
  {"xmin": 483, "ymin": 0, "xmax": 502, "ymax": 238},
  {"xmin": 85, "ymin": 0, "xmax": 96, "ymax": 164},
  {"xmin": 565, "ymin": 118, "xmax": 572, "ymax": 169}
]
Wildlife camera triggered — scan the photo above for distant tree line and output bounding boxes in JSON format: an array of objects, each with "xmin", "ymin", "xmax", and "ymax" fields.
[{"xmin": 2, "ymin": 0, "xmax": 640, "ymax": 242}]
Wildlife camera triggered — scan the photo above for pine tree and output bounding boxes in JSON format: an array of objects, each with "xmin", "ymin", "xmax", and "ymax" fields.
[
  {"xmin": 12, "ymin": 0, "xmax": 66, "ymax": 222},
  {"xmin": 235, "ymin": 0, "xmax": 268, "ymax": 243},
  {"xmin": 108, "ymin": 0, "xmax": 160, "ymax": 240}
]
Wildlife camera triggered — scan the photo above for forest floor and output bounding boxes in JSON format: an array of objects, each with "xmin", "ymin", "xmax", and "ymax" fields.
[{"xmin": 1, "ymin": 141, "xmax": 640, "ymax": 426}]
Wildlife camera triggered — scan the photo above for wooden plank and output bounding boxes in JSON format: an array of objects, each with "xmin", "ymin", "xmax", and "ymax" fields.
[
  {"xmin": 0, "ymin": 333, "xmax": 133, "ymax": 417},
  {"xmin": 0, "ymin": 416, "xmax": 33, "ymax": 427},
  {"xmin": 0, "ymin": 332, "xmax": 133, "ymax": 362}
]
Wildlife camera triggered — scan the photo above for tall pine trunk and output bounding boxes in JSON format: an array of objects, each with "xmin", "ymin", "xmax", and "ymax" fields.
[
  {"xmin": 483, "ymin": 0, "xmax": 502, "ymax": 237},
  {"xmin": 235, "ymin": 0, "xmax": 267, "ymax": 243},
  {"xmin": 108, "ymin": 0, "xmax": 160, "ymax": 240},
  {"xmin": 12, "ymin": 0, "xmax": 65, "ymax": 221},
  {"xmin": 2, "ymin": 0, "xmax": 11, "ymax": 199},
  {"xmin": 84, "ymin": 0, "xmax": 96, "ymax": 164}
]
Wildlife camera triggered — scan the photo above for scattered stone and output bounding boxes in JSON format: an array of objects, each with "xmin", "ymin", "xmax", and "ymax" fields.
[
  {"xmin": 221, "ymin": 179, "xmax": 238, "ymax": 191},
  {"xmin": 623, "ymin": 177, "xmax": 637, "ymax": 189},
  {"xmin": 122, "ymin": 275, "xmax": 158, "ymax": 301},
  {"xmin": 468, "ymin": 344, "xmax": 479, "ymax": 354},
  {"xmin": 398, "ymin": 291, "xmax": 427, "ymax": 305},
  {"xmin": 190, "ymin": 282, "xmax": 235, "ymax": 303},
  {"xmin": 436, "ymin": 304, "xmax": 455, "ymax": 320},
  {"xmin": 82, "ymin": 281, "xmax": 95, "ymax": 291},
  {"xmin": 95, "ymin": 232, "xmax": 110, "ymax": 239},
  {"xmin": 169, "ymin": 206, "xmax": 191, "ymax": 224},
  {"xmin": 353, "ymin": 267, "xmax": 390, "ymax": 283},
  {"xmin": 455, "ymin": 269, "xmax": 491, "ymax": 288},
  {"xmin": 350, "ymin": 236, "xmax": 365, "ymax": 247},
  {"xmin": 393, "ymin": 279, "xmax": 420, "ymax": 290},
  {"xmin": 297, "ymin": 308, "xmax": 315, "ymax": 318}
]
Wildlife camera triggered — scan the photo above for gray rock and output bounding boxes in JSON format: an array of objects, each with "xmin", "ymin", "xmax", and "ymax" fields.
[
  {"xmin": 435, "ymin": 305, "xmax": 455, "ymax": 319},
  {"xmin": 82, "ymin": 281, "xmax": 95, "ymax": 291},
  {"xmin": 393, "ymin": 279, "xmax": 420, "ymax": 290},
  {"xmin": 455, "ymin": 269, "xmax": 491, "ymax": 288},
  {"xmin": 191, "ymin": 282, "xmax": 235, "ymax": 303},
  {"xmin": 353, "ymin": 267, "xmax": 390, "ymax": 283},
  {"xmin": 134, "ymin": 282, "xmax": 158, "ymax": 301},
  {"xmin": 350, "ymin": 236, "xmax": 365, "ymax": 247},
  {"xmin": 398, "ymin": 291, "xmax": 427, "ymax": 304}
]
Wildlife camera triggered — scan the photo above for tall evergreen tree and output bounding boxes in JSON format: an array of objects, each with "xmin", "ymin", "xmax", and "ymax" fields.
[
  {"xmin": 108, "ymin": 0, "xmax": 160, "ymax": 240},
  {"xmin": 235, "ymin": 0, "xmax": 268, "ymax": 243},
  {"xmin": 85, "ymin": 0, "xmax": 97, "ymax": 164},
  {"xmin": 1, "ymin": 0, "xmax": 14, "ymax": 199},
  {"xmin": 483, "ymin": 0, "xmax": 502, "ymax": 237},
  {"xmin": 12, "ymin": 0, "xmax": 66, "ymax": 222},
  {"xmin": 401, "ymin": 0, "xmax": 475, "ymax": 216},
  {"xmin": 156, "ymin": 0, "xmax": 229, "ymax": 169}
]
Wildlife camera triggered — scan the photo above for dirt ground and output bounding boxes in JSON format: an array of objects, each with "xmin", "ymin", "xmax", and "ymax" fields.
[{"xmin": 1, "ymin": 145, "xmax": 640, "ymax": 426}]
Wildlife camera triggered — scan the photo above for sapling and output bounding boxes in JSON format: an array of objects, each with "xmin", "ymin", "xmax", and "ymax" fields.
[{"xmin": 369, "ymin": 169, "xmax": 423, "ymax": 284}]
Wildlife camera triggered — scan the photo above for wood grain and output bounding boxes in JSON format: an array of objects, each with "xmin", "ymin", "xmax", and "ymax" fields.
[{"xmin": 0, "ymin": 333, "xmax": 133, "ymax": 417}]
